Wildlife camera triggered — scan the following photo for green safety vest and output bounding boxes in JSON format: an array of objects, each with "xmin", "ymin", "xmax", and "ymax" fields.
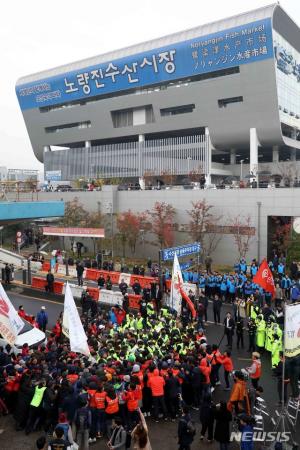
[
  {"xmin": 136, "ymin": 318, "xmax": 144, "ymax": 330},
  {"xmin": 30, "ymin": 386, "xmax": 46, "ymax": 407}
]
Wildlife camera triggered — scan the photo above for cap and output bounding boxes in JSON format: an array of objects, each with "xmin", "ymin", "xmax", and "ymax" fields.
[
  {"xmin": 41, "ymin": 306, "xmax": 46, "ymax": 310},
  {"xmin": 124, "ymin": 375, "xmax": 130, "ymax": 382},
  {"xmin": 252, "ymin": 352, "xmax": 260, "ymax": 359},
  {"xmin": 132, "ymin": 364, "xmax": 140, "ymax": 373}
]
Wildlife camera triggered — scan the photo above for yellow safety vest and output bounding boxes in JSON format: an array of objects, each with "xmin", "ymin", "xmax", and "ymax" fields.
[{"xmin": 30, "ymin": 386, "xmax": 46, "ymax": 407}]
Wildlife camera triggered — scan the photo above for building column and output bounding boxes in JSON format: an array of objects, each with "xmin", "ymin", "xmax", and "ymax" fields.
[
  {"xmin": 291, "ymin": 148, "xmax": 296, "ymax": 162},
  {"xmin": 230, "ymin": 149, "xmax": 236, "ymax": 165},
  {"xmin": 138, "ymin": 134, "xmax": 145, "ymax": 143},
  {"xmin": 85, "ymin": 140, "xmax": 91, "ymax": 148},
  {"xmin": 43, "ymin": 145, "xmax": 51, "ymax": 152},
  {"xmin": 272, "ymin": 145, "xmax": 279, "ymax": 163},
  {"xmin": 250, "ymin": 128, "xmax": 259, "ymax": 178},
  {"xmin": 205, "ymin": 127, "xmax": 212, "ymax": 185}
]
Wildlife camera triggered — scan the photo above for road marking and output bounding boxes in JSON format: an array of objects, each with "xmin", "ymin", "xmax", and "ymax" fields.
[{"xmin": 9, "ymin": 291, "xmax": 64, "ymax": 306}]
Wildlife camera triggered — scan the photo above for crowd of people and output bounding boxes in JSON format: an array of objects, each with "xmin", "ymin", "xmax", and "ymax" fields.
[{"xmin": 0, "ymin": 254, "xmax": 299, "ymax": 450}]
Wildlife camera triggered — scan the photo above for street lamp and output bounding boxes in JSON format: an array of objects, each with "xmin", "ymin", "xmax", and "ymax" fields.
[
  {"xmin": 105, "ymin": 202, "xmax": 114, "ymax": 258},
  {"xmin": 140, "ymin": 229, "xmax": 145, "ymax": 255},
  {"xmin": 240, "ymin": 159, "xmax": 244, "ymax": 181}
]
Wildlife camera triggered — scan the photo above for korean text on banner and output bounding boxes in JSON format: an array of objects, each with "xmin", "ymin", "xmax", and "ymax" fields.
[
  {"xmin": 0, "ymin": 283, "xmax": 24, "ymax": 345},
  {"xmin": 98, "ymin": 289, "xmax": 123, "ymax": 307},
  {"xmin": 285, "ymin": 303, "xmax": 300, "ymax": 358},
  {"xmin": 170, "ymin": 253, "xmax": 183, "ymax": 314},
  {"xmin": 63, "ymin": 283, "xmax": 90, "ymax": 356}
]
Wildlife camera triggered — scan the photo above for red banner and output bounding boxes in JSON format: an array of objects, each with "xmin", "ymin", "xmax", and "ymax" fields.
[
  {"xmin": 253, "ymin": 259, "xmax": 275, "ymax": 296},
  {"xmin": 43, "ymin": 227, "xmax": 105, "ymax": 238}
]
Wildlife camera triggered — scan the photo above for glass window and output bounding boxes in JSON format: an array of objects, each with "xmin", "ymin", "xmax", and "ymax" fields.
[{"xmin": 273, "ymin": 29, "xmax": 300, "ymax": 133}]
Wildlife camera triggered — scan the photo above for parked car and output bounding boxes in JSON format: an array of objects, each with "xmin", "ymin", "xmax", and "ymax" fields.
[{"xmin": 54, "ymin": 184, "xmax": 72, "ymax": 192}]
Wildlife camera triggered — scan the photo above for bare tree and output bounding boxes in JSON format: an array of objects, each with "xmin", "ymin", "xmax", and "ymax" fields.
[
  {"xmin": 187, "ymin": 200, "xmax": 223, "ymax": 257},
  {"xmin": 273, "ymin": 162, "xmax": 299, "ymax": 187},
  {"xmin": 229, "ymin": 214, "xmax": 255, "ymax": 259}
]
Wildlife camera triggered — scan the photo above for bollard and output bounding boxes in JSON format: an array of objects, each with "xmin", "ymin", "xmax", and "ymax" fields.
[
  {"xmin": 22, "ymin": 269, "xmax": 27, "ymax": 284},
  {"xmin": 27, "ymin": 258, "xmax": 32, "ymax": 285}
]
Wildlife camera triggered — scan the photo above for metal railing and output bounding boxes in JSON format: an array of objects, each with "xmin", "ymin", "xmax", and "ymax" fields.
[{"xmin": 44, "ymin": 134, "xmax": 209, "ymax": 180}]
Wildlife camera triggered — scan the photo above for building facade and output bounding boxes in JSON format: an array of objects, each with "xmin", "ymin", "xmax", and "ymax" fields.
[{"xmin": 16, "ymin": 4, "xmax": 300, "ymax": 181}]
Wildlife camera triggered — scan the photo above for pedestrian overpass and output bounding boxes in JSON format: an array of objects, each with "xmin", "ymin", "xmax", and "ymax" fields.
[{"xmin": 0, "ymin": 200, "xmax": 64, "ymax": 224}]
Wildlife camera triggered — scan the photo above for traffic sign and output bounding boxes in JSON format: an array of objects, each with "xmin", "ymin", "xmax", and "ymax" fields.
[
  {"xmin": 17, "ymin": 237, "xmax": 22, "ymax": 243},
  {"xmin": 16, "ymin": 231, "xmax": 22, "ymax": 237},
  {"xmin": 161, "ymin": 242, "xmax": 201, "ymax": 261}
]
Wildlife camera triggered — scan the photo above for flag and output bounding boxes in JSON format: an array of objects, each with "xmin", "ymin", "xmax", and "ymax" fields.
[
  {"xmin": 284, "ymin": 303, "xmax": 300, "ymax": 358},
  {"xmin": 253, "ymin": 259, "xmax": 275, "ymax": 295},
  {"xmin": 63, "ymin": 283, "xmax": 90, "ymax": 356},
  {"xmin": 0, "ymin": 283, "xmax": 24, "ymax": 345},
  {"xmin": 170, "ymin": 253, "xmax": 183, "ymax": 313}
]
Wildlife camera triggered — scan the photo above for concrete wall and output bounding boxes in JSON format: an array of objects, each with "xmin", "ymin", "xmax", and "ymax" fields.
[{"xmin": 3, "ymin": 187, "xmax": 300, "ymax": 265}]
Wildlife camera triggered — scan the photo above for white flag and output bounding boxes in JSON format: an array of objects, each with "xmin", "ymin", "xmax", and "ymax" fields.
[
  {"xmin": 63, "ymin": 283, "xmax": 90, "ymax": 356},
  {"xmin": 0, "ymin": 283, "xmax": 24, "ymax": 345},
  {"xmin": 170, "ymin": 253, "xmax": 183, "ymax": 314},
  {"xmin": 285, "ymin": 302, "xmax": 300, "ymax": 358}
]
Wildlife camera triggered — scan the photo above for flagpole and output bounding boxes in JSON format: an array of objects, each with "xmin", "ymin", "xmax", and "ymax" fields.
[{"xmin": 281, "ymin": 300, "xmax": 286, "ymax": 416}]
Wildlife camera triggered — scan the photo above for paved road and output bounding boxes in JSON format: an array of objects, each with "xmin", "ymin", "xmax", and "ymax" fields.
[{"xmin": 0, "ymin": 290, "xmax": 298, "ymax": 449}]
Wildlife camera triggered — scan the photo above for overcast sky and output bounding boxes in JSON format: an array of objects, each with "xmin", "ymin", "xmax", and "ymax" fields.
[{"xmin": 1, "ymin": 0, "xmax": 300, "ymax": 171}]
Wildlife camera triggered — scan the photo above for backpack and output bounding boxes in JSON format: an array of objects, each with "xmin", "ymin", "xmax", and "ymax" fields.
[{"xmin": 76, "ymin": 408, "xmax": 89, "ymax": 431}]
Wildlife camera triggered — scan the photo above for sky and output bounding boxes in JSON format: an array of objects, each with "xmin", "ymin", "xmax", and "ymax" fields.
[{"xmin": 1, "ymin": 0, "xmax": 300, "ymax": 172}]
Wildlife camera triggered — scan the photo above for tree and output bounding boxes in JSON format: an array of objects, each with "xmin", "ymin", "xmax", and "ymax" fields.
[
  {"xmin": 86, "ymin": 211, "xmax": 105, "ymax": 255},
  {"xmin": 187, "ymin": 200, "xmax": 222, "ymax": 257},
  {"xmin": 147, "ymin": 202, "xmax": 176, "ymax": 249},
  {"xmin": 62, "ymin": 197, "xmax": 88, "ymax": 227},
  {"xmin": 269, "ymin": 216, "xmax": 291, "ymax": 256},
  {"xmin": 229, "ymin": 215, "xmax": 254, "ymax": 260},
  {"xmin": 116, "ymin": 210, "xmax": 147, "ymax": 257}
]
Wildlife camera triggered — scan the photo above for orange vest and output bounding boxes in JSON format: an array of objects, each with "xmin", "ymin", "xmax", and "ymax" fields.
[
  {"xmin": 250, "ymin": 360, "xmax": 261, "ymax": 379},
  {"xmin": 124, "ymin": 390, "xmax": 139, "ymax": 412},
  {"xmin": 105, "ymin": 396, "xmax": 119, "ymax": 415},
  {"xmin": 134, "ymin": 384, "xmax": 142, "ymax": 401},
  {"xmin": 67, "ymin": 374, "xmax": 78, "ymax": 384},
  {"xmin": 87, "ymin": 389, "xmax": 97, "ymax": 408},
  {"xmin": 94, "ymin": 392, "xmax": 106, "ymax": 410}
]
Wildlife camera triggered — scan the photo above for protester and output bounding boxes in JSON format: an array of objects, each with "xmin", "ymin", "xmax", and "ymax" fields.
[
  {"xmin": 213, "ymin": 402, "xmax": 232, "ymax": 450},
  {"xmin": 177, "ymin": 405, "xmax": 195, "ymax": 450},
  {"xmin": 36, "ymin": 306, "xmax": 48, "ymax": 332}
]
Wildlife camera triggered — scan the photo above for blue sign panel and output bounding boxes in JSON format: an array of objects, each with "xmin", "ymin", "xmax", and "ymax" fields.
[
  {"xmin": 45, "ymin": 170, "xmax": 62, "ymax": 181},
  {"xmin": 16, "ymin": 18, "xmax": 273, "ymax": 111},
  {"xmin": 161, "ymin": 243, "xmax": 201, "ymax": 261},
  {"xmin": 180, "ymin": 261, "xmax": 193, "ymax": 271}
]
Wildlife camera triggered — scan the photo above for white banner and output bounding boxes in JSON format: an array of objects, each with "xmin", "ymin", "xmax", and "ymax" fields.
[
  {"xmin": 182, "ymin": 282, "xmax": 197, "ymax": 296},
  {"xmin": 170, "ymin": 253, "xmax": 183, "ymax": 314},
  {"xmin": 285, "ymin": 302, "xmax": 300, "ymax": 358},
  {"xmin": 30, "ymin": 261, "xmax": 43, "ymax": 272},
  {"xmin": 98, "ymin": 289, "xmax": 123, "ymax": 307},
  {"xmin": 0, "ymin": 283, "xmax": 24, "ymax": 345},
  {"xmin": 57, "ymin": 264, "xmax": 86, "ymax": 279},
  {"xmin": 118, "ymin": 273, "xmax": 132, "ymax": 286},
  {"xmin": 62, "ymin": 283, "xmax": 86, "ymax": 299},
  {"xmin": 63, "ymin": 283, "xmax": 90, "ymax": 356}
]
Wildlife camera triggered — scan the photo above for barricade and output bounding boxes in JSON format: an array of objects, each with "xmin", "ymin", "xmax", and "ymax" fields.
[
  {"xmin": 87, "ymin": 287, "xmax": 100, "ymax": 301},
  {"xmin": 129, "ymin": 275, "xmax": 158, "ymax": 289},
  {"xmin": 32, "ymin": 276, "xmax": 47, "ymax": 290},
  {"xmin": 128, "ymin": 294, "xmax": 141, "ymax": 310},
  {"xmin": 42, "ymin": 261, "xmax": 50, "ymax": 272},
  {"xmin": 53, "ymin": 281, "xmax": 64, "ymax": 295}
]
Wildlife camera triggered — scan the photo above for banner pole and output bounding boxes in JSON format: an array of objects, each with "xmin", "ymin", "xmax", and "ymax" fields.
[{"xmin": 281, "ymin": 301, "xmax": 286, "ymax": 414}]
